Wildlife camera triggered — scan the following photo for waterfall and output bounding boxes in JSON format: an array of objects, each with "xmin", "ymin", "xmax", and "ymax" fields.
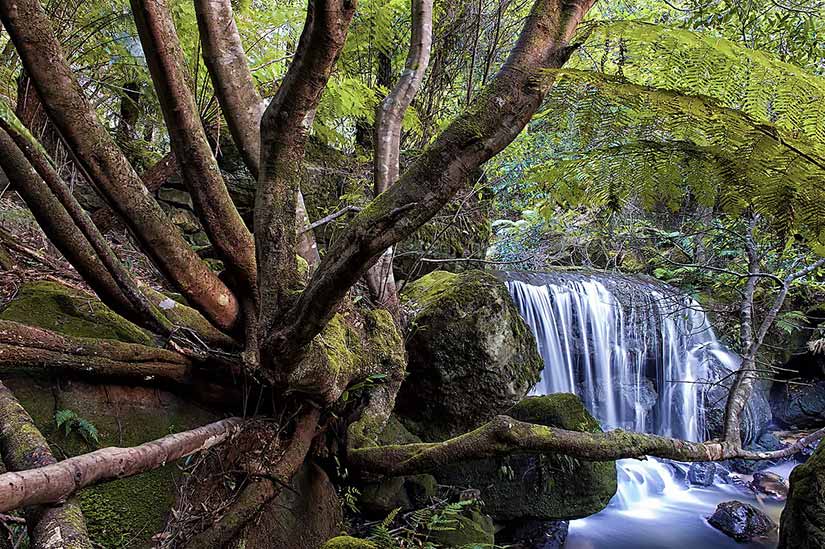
[{"xmin": 503, "ymin": 272, "xmax": 741, "ymax": 512}]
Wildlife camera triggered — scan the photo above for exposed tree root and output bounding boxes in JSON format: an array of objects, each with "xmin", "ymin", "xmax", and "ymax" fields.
[
  {"xmin": 0, "ymin": 381, "xmax": 92, "ymax": 548},
  {"xmin": 348, "ymin": 415, "xmax": 825, "ymax": 477},
  {"xmin": 0, "ymin": 416, "xmax": 242, "ymax": 513},
  {"xmin": 0, "ymin": 320, "xmax": 192, "ymax": 384}
]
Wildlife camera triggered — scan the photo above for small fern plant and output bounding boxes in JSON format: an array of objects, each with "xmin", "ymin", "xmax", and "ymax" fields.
[{"xmin": 54, "ymin": 409, "xmax": 100, "ymax": 447}]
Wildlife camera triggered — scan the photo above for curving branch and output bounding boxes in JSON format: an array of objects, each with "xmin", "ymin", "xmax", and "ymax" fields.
[
  {"xmin": 130, "ymin": 0, "xmax": 256, "ymax": 304},
  {"xmin": 0, "ymin": 417, "xmax": 242, "ymax": 513},
  {"xmin": 194, "ymin": 0, "xmax": 321, "ymax": 269},
  {"xmin": 0, "ymin": 382, "xmax": 92, "ymax": 548},
  {"xmin": 0, "ymin": 0, "xmax": 241, "ymax": 333},
  {"xmin": 0, "ymin": 115, "xmax": 174, "ymax": 337},
  {"xmin": 279, "ymin": 0, "xmax": 596, "ymax": 358},
  {"xmin": 349, "ymin": 415, "xmax": 825, "ymax": 478},
  {"xmin": 255, "ymin": 0, "xmax": 356, "ymax": 354},
  {"xmin": 365, "ymin": 0, "xmax": 434, "ymax": 314}
]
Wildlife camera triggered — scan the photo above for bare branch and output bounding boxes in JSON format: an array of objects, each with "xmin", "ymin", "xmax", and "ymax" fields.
[{"xmin": 0, "ymin": 417, "xmax": 242, "ymax": 513}]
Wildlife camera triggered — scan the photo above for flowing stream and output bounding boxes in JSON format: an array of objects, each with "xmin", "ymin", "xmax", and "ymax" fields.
[{"xmin": 504, "ymin": 272, "xmax": 788, "ymax": 548}]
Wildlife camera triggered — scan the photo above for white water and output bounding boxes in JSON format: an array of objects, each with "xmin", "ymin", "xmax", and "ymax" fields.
[{"xmin": 505, "ymin": 275, "xmax": 783, "ymax": 548}]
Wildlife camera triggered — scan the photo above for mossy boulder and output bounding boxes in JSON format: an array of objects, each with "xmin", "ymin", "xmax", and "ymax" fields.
[
  {"xmin": 321, "ymin": 536, "xmax": 377, "ymax": 549},
  {"xmin": 434, "ymin": 394, "xmax": 617, "ymax": 522},
  {"xmin": 779, "ymin": 442, "xmax": 825, "ymax": 549},
  {"xmin": 290, "ymin": 308, "xmax": 406, "ymax": 404},
  {"xmin": 3, "ymin": 376, "xmax": 217, "ymax": 548},
  {"xmin": 397, "ymin": 270, "xmax": 542, "ymax": 440},
  {"xmin": 0, "ymin": 280, "xmax": 155, "ymax": 345},
  {"xmin": 428, "ymin": 508, "xmax": 495, "ymax": 548}
]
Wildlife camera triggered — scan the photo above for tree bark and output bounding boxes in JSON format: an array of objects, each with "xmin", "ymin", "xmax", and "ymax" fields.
[
  {"xmin": 365, "ymin": 0, "xmax": 433, "ymax": 315},
  {"xmin": 255, "ymin": 0, "xmax": 355, "ymax": 361},
  {"xmin": 0, "ymin": 0, "xmax": 241, "ymax": 333},
  {"xmin": 194, "ymin": 0, "xmax": 321, "ymax": 269},
  {"xmin": 130, "ymin": 0, "xmax": 257, "ymax": 302},
  {"xmin": 0, "ymin": 417, "xmax": 242, "ymax": 513},
  {"xmin": 0, "ymin": 382, "xmax": 92, "ymax": 549}
]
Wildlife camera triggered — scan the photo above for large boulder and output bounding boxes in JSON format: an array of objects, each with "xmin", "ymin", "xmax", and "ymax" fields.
[
  {"xmin": 771, "ymin": 380, "xmax": 825, "ymax": 429},
  {"xmin": 397, "ymin": 270, "xmax": 543, "ymax": 440},
  {"xmin": 434, "ymin": 394, "xmax": 617, "ymax": 522},
  {"xmin": 779, "ymin": 442, "xmax": 825, "ymax": 548}
]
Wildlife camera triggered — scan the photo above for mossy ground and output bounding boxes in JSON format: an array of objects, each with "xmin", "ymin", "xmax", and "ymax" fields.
[{"xmin": 0, "ymin": 280, "xmax": 155, "ymax": 345}]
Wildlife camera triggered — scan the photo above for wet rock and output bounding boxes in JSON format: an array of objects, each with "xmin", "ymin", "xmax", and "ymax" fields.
[
  {"xmin": 497, "ymin": 518, "xmax": 569, "ymax": 549},
  {"xmin": 687, "ymin": 462, "xmax": 717, "ymax": 487},
  {"xmin": 749, "ymin": 471, "xmax": 789, "ymax": 500},
  {"xmin": 157, "ymin": 187, "xmax": 193, "ymax": 209},
  {"xmin": 428, "ymin": 508, "xmax": 495, "ymax": 548},
  {"xmin": 779, "ymin": 442, "xmax": 825, "ymax": 548},
  {"xmin": 707, "ymin": 500, "xmax": 776, "ymax": 542},
  {"xmin": 705, "ymin": 379, "xmax": 772, "ymax": 445},
  {"xmin": 434, "ymin": 394, "xmax": 617, "ymax": 522},
  {"xmin": 771, "ymin": 380, "xmax": 825, "ymax": 429},
  {"xmin": 397, "ymin": 270, "xmax": 543, "ymax": 440}
]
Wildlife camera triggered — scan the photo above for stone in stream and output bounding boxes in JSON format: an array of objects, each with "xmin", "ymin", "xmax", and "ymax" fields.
[
  {"xmin": 707, "ymin": 500, "xmax": 776, "ymax": 542},
  {"xmin": 687, "ymin": 462, "xmax": 717, "ymax": 487},
  {"xmin": 748, "ymin": 471, "xmax": 789, "ymax": 500}
]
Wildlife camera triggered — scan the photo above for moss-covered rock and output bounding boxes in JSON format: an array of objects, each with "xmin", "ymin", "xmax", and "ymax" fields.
[
  {"xmin": 0, "ymin": 280, "xmax": 155, "ymax": 345},
  {"xmin": 397, "ymin": 270, "xmax": 542, "ymax": 440},
  {"xmin": 291, "ymin": 308, "xmax": 405, "ymax": 404},
  {"xmin": 321, "ymin": 536, "xmax": 377, "ymax": 549},
  {"xmin": 435, "ymin": 394, "xmax": 617, "ymax": 522},
  {"xmin": 3, "ymin": 377, "xmax": 217, "ymax": 548},
  {"xmin": 428, "ymin": 508, "xmax": 495, "ymax": 548},
  {"xmin": 779, "ymin": 442, "xmax": 825, "ymax": 549}
]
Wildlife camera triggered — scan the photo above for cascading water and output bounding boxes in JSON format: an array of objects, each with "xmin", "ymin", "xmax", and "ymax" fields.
[{"xmin": 502, "ymin": 272, "xmax": 784, "ymax": 548}]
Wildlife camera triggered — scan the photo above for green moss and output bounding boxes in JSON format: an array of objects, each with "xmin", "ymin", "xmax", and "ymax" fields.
[
  {"xmin": 320, "ymin": 536, "xmax": 377, "ymax": 549},
  {"xmin": 0, "ymin": 281, "xmax": 155, "ymax": 345},
  {"xmin": 401, "ymin": 270, "xmax": 459, "ymax": 312},
  {"xmin": 511, "ymin": 394, "xmax": 602, "ymax": 433},
  {"xmin": 429, "ymin": 510, "xmax": 495, "ymax": 548}
]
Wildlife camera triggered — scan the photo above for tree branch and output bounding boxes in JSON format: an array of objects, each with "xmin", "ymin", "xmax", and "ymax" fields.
[
  {"xmin": 0, "ymin": 0, "xmax": 241, "ymax": 333},
  {"xmin": 255, "ymin": 0, "xmax": 356, "ymax": 360},
  {"xmin": 130, "ymin": 0, "xmax": 256, "ymax": 306},
  {"xmin": 365, "ymin": 0, "xmax": 434, "ymax": 314},
  {"xmin": 0, "ymin": 320, "xmax": 192, "ymax": 385},
  {"xmin": 0, "ymin": 417, "xmax": 242, "ymax": 513}
]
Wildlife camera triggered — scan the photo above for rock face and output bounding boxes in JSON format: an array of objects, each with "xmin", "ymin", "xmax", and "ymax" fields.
[
  {"xmin": 498, "ymin": 519, "xmax": 569, "ymax": 549},
  {"xmin": 779, "ymin": 442, "xmax": 825, "ymax": 548},
  {"xmin": 708, "ymin": 501, "xmax": 776, "ymax": 542},
  {"xmin": 434, "ymin": 394, "xmax": 617, "ymax": 522},
  {"xmin": 771, "ymin": 380, "xmax": 825, "ymax": 429},
  {"xmin": 397, "ymin": 270, "xmax": 543, "ymax": 440},
  {"xmin": 240, "ymin": 462, "xmax": 343, "ymax": 549},
  {"xmin": 687, "ymin": 462, "xmax": 717, "ymax": 487}
]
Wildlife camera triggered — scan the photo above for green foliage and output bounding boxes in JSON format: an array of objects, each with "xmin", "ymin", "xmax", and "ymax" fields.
[
  {"xmin": 54, "ymin": 409, "xmax": 100, "ymax": 447},
  {"xmin": 366, "ymin": 499, "xmax": 491, "ymax": 548}
]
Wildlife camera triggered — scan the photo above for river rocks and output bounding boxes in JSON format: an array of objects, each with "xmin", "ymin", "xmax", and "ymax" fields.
[
  {"xmin": 687, "ymin": 462, "xmax": 717, "ymax": 487},
  {"xmin": 433, "ymin": 394, "xmax": 616, "ymax": 522},
  {"xmin": 397, "ymin": 270, "xmax": 543, "ymax": 440},
  {"xmin": 707, "ymin": 500, "xmax": 776, "ymax": 542},
  {"xmin": 749, "ymin": 471, "xmax": 789, "ymax": 500},
  {"xmin": 728, "ymin": 432, "xmax": 787, "ymax": 474},
  {"xmin": 779, "ymin": 442, "xmax": 825, "ymax": 548},
  {"xmin": 771, "ymin": 380, "xmax": 825, "ymax": 429}
]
